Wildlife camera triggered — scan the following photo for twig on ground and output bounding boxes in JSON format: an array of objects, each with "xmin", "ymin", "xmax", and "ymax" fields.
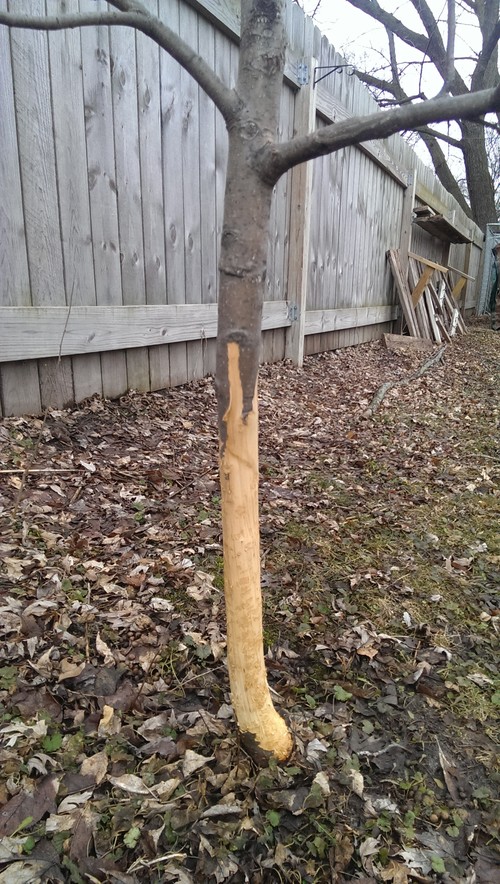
[{"xmin": 364, "ymin": 344, "xmax": 447, "ymax": 416}]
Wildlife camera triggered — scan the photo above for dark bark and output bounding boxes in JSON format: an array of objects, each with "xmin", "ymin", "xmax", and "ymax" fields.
[
  {"xmin": 461, "ymin": 119, "xmax": 499, "ymax": 229},
  {"xmin": 418, "ymin": 132, "xmax": 472, "ymax": 217}
]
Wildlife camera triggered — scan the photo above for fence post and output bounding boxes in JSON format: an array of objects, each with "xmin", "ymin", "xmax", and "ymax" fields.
[
  {"xmin": 393, "ymin": 168, "xmax": 416, "ymax": 334},
  {"xmin": 285, "ymin": 58, "xmax": 317, "ymax": 367}
]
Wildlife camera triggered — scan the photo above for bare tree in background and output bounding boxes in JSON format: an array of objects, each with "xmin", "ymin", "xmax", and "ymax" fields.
[
  {"xmin": 1, "ymin": 0, "xmax": 499, "ymax": 761},
  {"xmin": 341, "ymin": 0, "xmax": 500, "ymax": 229}
]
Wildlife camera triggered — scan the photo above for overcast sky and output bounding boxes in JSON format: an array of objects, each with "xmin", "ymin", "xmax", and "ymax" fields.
[
  {"xmin": 299, "ymin": 0, "xmax": 489, "ymax": 176},
  {"xmin": 300, "ymin": 0, "xmax": 484, "ymax": 95}
]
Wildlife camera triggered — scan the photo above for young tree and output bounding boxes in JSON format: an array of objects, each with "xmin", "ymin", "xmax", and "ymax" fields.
[
  {"xmin": 339, "ymin": 0, "xmax": 500, "ymax": 229},
  {"xmin": 1, "ymin": 0, "xmax": 499, "ymax": 761}
]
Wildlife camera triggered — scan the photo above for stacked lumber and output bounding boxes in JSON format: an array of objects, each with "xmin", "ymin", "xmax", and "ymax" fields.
[{"xmin": 387, "ymin": 248, "xmax": 467, "ymax": 344}]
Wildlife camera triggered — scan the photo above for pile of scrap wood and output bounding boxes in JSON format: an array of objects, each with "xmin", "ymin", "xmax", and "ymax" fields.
[{"xmin": 387, "ymin": 248, "xmax": 467, "ymax": 343}]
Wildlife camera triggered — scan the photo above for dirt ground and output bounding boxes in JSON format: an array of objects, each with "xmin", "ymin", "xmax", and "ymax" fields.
[{"xmin": 0, "ymin": 321, "xmax": 499, "ymax": 883}]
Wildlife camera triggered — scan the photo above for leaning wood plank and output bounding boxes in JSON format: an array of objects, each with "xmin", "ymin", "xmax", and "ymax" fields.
[
  {"xmin": 408, "ymin": 252, "xmax": 448, "ymax": 273},
  {"xmin": 424, "ymin": 289, "xmax": 442, "ymax": 343},
  {"xmin": 411, "ymin": 265, "xmax": 434, "ymax": 307},
  {"xmin": 415, "ymin": 297, "xmax": 433, "ymax": 340},
  {"xmin": 442, "ymin": 285, "xmax": 466, "ymax": 335},
  {"xmin": 387, "ymin": 249, "xmax": 420, "ymax": 338},
  {"xmin": 365, "ymin": 345, "xmax": 447, "ymax": 416},
  {"xmin": 0, "ymin": 302, "xmax": 290, "ymax": 362},
  {"xmin": 408, "ymin": 258, "xmax": 432, "ymax": 338}
]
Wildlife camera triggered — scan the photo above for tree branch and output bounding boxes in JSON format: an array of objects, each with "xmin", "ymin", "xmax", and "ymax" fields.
[
  {"xmin": 345, "ymin": 0, "xmax": 468, "ymax": 95},
  {"xmin": 413, "ymin": 125, "xmax": 462, "ymax": 148},
  {"xmin": 261, "ymin": 85, "xmax": 500, "ymax": 182},
  {"xmin": 364, "ymin": 345, "xmax": 447, "ymax": 416},
  {"xmin": 0, "ymin": 6, "xmax": 239, "ymax": 124}
]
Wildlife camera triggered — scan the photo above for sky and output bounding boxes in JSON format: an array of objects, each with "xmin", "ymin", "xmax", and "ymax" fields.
[
  {"xmin": 299, "ymin": 0, "xmax": 489, "ymax": 177},
  {"xmin": 300, "ymin": 0, "xmax": 485, "ymax": 95}
]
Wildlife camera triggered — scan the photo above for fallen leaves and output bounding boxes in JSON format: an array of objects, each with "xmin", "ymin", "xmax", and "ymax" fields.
[{"xmin": 0, "ymin": 326, "xmax": 499, "ymax": 881}]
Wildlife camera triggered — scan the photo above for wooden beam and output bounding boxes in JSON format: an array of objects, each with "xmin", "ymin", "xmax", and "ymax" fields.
[
  {"xmin": 414, "ymin": 181, "xmax": 473, "ymax": 244},
  {"xmin": 411, "ymin": 265, "xmax": 434, "ymax": 307},
  {"xmin": 0, "ymin": 302, "xmax": 291, "ymax": 362},
  {"xmin": 304, "ymin": 305, "xmax": 398, "ymax": 336},
  {"xmin": 447, "ymin": 264, "xmax": 475, "ymax": 281},
  {"xmin": 408, "ymin": 252, "xmax": 448, "ymax": 273}
]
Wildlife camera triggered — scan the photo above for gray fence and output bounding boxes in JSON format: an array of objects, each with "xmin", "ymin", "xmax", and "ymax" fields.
[{"xmin": 0, "ymin": 0, "xmax": 483, "ymax": 416}]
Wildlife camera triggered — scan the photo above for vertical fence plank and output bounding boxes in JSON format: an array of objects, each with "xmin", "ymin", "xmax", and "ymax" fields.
[
  {"xmin": 80, "ymin": 0, "xmax": 127, "ymax": 400},
  {"xmin": 0, "ymin": 1, "xmax": 41, "ymax": 415},
  {"xmin": 8, "ymin": 0, "xmax": 68, "ymax": 412},
  {"xmin": 198, "ymin": 17, "xmax": 218, "ymax": 379},
  {"xmin": 161, "ymin": 0, "xmax": 187, "ymax": 387},
  {"xmin": 138, "ymin": 0, "xmax": 169, "ymax": 391},
  {"xmin": 48, "ymin": 0, "xmax": 102, "ymax": 403},
  {"xmin": 110, "ymin": 20, "xmax": 150, "ymax": 392},
  {"xmin": 285, "ymin": 60, "xmax": 316, "ymax": 366},
  {"xmin": 179, "ymin": 2, "xmax": 204, "ymax": 383}
]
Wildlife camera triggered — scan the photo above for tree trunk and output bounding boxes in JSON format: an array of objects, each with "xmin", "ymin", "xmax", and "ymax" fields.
[
  {"xmin": 461, "ymin": 120, "xmax": 498, "ymax": 229},
  {"xmin": 419, "ymin": 131, "xmax": 472, "ymax": 219},
  {"xmin": 215, "ymin": 140, "xmax": 293, "ymax": 762},
  {"xmin": 214, "ymin": 0, "xmax": 292, "ymax": 761}
]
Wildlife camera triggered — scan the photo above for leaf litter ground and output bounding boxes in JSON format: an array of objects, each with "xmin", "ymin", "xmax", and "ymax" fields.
[{"xmin": 0, "ymin": 322, "xmax": 498, "ymax": 884}]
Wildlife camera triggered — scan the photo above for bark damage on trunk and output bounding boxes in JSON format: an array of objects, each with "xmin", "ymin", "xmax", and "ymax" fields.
[{"xmin": 215, "ymin": 0, "xmax": 293, "ymax": 761}]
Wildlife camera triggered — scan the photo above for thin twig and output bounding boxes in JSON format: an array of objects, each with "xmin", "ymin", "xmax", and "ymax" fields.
[{"xmin": 364, "ymin": 344, "xmax": 447, "ymax": 416}]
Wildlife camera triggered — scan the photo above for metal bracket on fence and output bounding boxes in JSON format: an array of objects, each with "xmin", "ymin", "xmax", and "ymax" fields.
[
  {"xmin": 296, "ymin": 60, "xmax": 309, "ymax": 86},
  {"xmin": 313, "ymin": 64, "xmax": 355, "ymax": 87},
  {"xmin": 287, "ymin": 303, "xmax": 299, "ymax": 322}
]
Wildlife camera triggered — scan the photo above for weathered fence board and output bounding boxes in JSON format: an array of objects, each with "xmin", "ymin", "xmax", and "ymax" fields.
[{"xmin": 0, "ymin": 302, "xmax": 291, "ymax": 361}]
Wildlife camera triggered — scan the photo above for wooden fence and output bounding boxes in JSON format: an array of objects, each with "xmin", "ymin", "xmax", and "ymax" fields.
[{"xmin": 0, "ymin": 0, "xmax": 483, "ymax": 416}]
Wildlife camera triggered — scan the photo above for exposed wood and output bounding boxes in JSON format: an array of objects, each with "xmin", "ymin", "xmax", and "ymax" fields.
[
  {"xmin": 411, "ymin": 266, "xmax": 434, "ymax": 307},
  {"xmin": 0, "ymin": 363, "xmax": 42, "ymax": 416},
  {"xmin": 0, "ymin": 302, "xmax": 291, "ymax": 361},
  {"xmin": 413, "ymin": 212, "xmax": 472, "ymax": 245},
  {"xmin": 161, "ymin": 0, "xmax": 187, "ymax": 388},
  {"xmin": 383, "ymin": 333, "xmax": 436, "ymax": 353},
  {"xmin": 47, "ymin": 0, "xmax": 102, "ymax": 401},
  {"xmin": 219, "ymin": 341, "xmax": 293, "ymax": 761}
]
